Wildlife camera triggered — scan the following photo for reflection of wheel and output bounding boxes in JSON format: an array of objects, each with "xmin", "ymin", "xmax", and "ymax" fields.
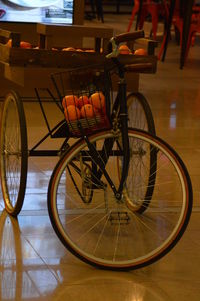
[
  {"xmin": 120, "ymin": 92, "xmax": 157, "ymax": 213},
  {"xmin": 54, "ymin": 274, "xmax": 172, "ymax": 301},
  {"xmin": 48, "ymin": 128, "xmax": 192, "ymax": 271},
  {"xmin": 0, "ymin": 210, "xmax": 22, "ymax": 299},
  {"xmin": 0, "ymin": 91, "xmax": 28, "ymax": 216}
]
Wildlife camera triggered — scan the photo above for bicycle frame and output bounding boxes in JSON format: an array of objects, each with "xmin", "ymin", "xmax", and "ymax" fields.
[{"xmin": 80, "ymin": 59, "xmax": 130, "ymax": 201}]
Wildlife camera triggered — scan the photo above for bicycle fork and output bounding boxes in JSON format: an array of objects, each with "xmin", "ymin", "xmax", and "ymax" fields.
[
  {"xmin": 82, "ymin": 78, "xmax": 130, "ymax": 202},
  {"xmin": 117, "ymin": 77, "xmax": 130, "ymax": 196}
]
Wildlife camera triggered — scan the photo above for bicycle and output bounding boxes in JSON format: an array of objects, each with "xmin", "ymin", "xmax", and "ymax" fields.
[
  {"xmin": 47, "ymin": 31, "xmax": 192, "ymax": 270},
  {"xmin": 0, "ymin": 30, "xmax": 192, "ymax": 271}
]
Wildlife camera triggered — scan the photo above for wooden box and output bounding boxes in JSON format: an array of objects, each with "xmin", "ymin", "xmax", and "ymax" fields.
[{"xmin": 0, "ymin": 25, "xmax": 157, "ymax": 99}]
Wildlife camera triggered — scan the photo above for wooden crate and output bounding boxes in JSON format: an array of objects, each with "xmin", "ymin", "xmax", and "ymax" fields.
[
  {"xmin": 0, "ymin": 26, "xmax": 158, "ymax": 98},
  {"xmin": 37, "ymin": 23, "xmax": 114, "ymax": 51}
]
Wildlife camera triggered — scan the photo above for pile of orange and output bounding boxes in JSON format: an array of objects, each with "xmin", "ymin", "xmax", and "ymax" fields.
[
  {"xmin": 6, "ymin": 39, "xmax": 32, "ymax": 48},
  {"xmin": 62, "ymin": 92, "xmax": 105, "ymax": 123},
  {"xmin": 119, "ymin": 44, "xmax": 132, "ymax": 54},
  {"xmin": 62, "ymin": 47, "xmax": 95, "ymax": 52},
  {"xmin": 134, "ymin": 48, "xmax": 147, "ymax": 55},
  {"xmin": 118, "ymin": 44, "xmax": 148, "ymax": 56}
]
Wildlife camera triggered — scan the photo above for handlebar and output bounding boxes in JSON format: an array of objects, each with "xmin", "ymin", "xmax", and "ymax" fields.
[
  {"xmin": 106, "ymin": 30, "xmax": 145, "ymax": 59},
  {"xmin": 105, "ymin": 30, "xmax": 157, "ymax": 73},
  {"xmin": 114, "ymin": 30, "xmax": 145, "ymax": 45}
]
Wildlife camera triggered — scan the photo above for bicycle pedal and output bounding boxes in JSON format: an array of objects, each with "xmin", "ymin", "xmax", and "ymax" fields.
[{"xmin": 109, "ymin": 211, "xmax": 130, "ymax": 225}]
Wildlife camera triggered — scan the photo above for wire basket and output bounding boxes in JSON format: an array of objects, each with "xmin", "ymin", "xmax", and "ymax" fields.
[{"xmin": 51, "ymin": 65, "xmax": 112, "ymax": 137}]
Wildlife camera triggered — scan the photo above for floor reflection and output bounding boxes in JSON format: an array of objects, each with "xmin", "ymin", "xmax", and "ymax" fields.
[
  {"xmin": 0, "ymin": 210, "xmax": 58, "ymax": 300},
  {"xmin": 0, "ymin": 210, "xmax": 173, "ymax": 301}
]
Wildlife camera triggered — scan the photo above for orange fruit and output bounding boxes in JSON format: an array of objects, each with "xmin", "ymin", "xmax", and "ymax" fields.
[
  {"xmin": 85, "ymin": 49, "xmax": 95, "ymax": 52},
  {"xmin": 6, "ymin": 39, "xmax": 12, "ymax": 47},
  {"xmin": 81, "ymin": 104, "xmax": 95, "ymax": 118},
  {"xmin": 119, "ymin": 44, "xmax": 131, "ymax": 54},
  {"xmin": 62, "ymin": 47, "xmax": 76, "ymax": 51},
  {"xmin": 6, "ymin": 39, "xmax": 32, "ymax": 48},
  {"xmin": 78, "ymin": 95, "xmax": 90, "ymax": 109},
  {"xmin": 62, "ymin": 95, "xmax": 79, "ymax": 108},
  {"xmin": 134, "ymin": 48, "xmax": 147, "ymax": 56},
  {"xmin": 20, "ymin": 41, "xmax": 32, "ymax": 48},
  {"xmin": 64, "ymin": 105, "xmax": 81, "ymax": 122},
  {"xmin": 89, "ymin": 92, "xmax": 105, "ymax": 110},
  {"xmin": 93, "ymin": 107, "xmax": 101, "ymax": 117}
]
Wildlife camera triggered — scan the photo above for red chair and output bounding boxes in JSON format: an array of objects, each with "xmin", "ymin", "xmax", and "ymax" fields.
[
  {"xmin": 127, "ymin": 0, "xmax": 140, "ymax": 32},
  {"xmin": 172, "ymin": 0, "xmax": 200, "ymax": 60},
  {"xmin": 183, "ymin": 8, "xmax": 200, "ymax": 59},
  {"xmin": 127, "ymin": 0, "xmax": 168, "ymax": 40}
]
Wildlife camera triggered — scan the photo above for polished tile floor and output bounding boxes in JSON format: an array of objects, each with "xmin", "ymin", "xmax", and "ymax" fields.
[{"xmin": 1, "ymin": 14, "xmax": 200, "ymax": 300}]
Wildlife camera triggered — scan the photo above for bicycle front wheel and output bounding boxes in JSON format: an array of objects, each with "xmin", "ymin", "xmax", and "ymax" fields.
[
  {"xmin": 48, "ymin": 128, "xmax": 192, "ymax": 270},
  {"xmin": 0, "ymin": 91, "xmax": 28, "ymax": 216}
]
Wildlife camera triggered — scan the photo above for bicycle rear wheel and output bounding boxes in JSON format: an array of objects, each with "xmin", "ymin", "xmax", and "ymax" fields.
[
  {"xmin": 123, "ymin": 92, "xmax": 156, "ymax": 213},
  {"xmin": 0, "ymin": 91, "xmax": 28, "ymax": 216},
  {"xmin": 127, "ymin": 92, "xmax": 155, "ymax": 133},
  {"xmin": 48, "ymin": 128, "xmax": 192, "ymax": 270}
]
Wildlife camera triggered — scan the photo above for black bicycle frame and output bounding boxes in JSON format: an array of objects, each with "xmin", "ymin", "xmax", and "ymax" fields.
[{"xmin": 82, "ymin": 64, "xmax": 130, "ymax": 200}]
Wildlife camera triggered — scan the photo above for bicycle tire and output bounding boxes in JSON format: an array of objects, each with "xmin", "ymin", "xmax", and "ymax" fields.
[
  {"xmin": 0, "ymin": 91, "xmax": 28, "ymax": 216},
  {"xmin": 48, "ymin": 128, "xmax": 192, "ymax": 271},
  {"xmin": 127, "ymin": 92, "xmax": 156, "ymax": 134},
  {"xmin": 122, "ymin": 92, "xmax": 156, "ymax": 213}
]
